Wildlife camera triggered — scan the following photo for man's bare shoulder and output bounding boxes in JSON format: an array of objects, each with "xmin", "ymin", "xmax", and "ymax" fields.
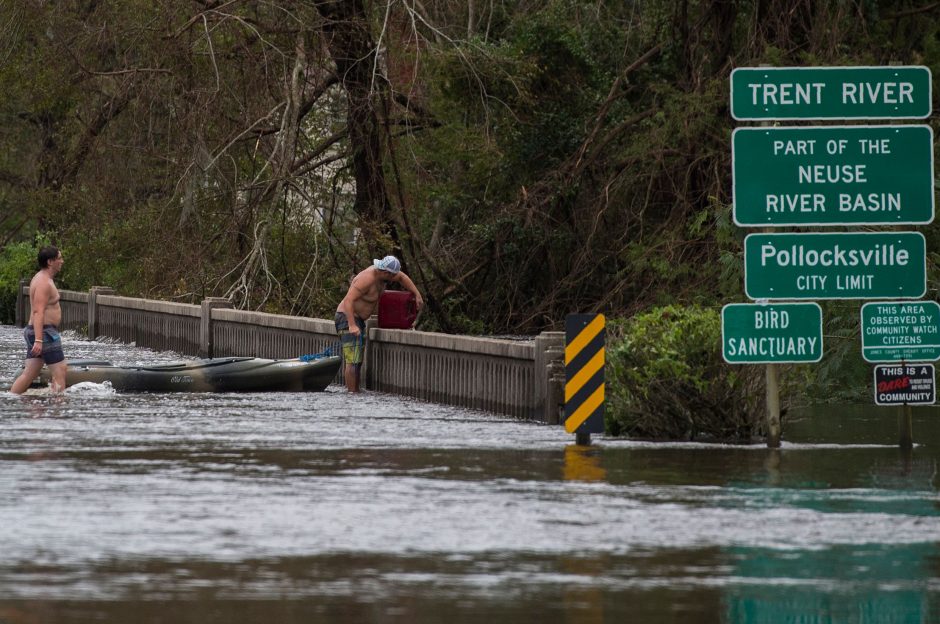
[
  {"xmin": 29, "ymin": 274, "xmax": 52, "ymax": 307},
  {"xmin": 350, "ymin": 267, "xmax": 378, "ymax": 290},
  {"xmin": 30, "ymin": 271, "xmax": 51, "ymax": 291}
]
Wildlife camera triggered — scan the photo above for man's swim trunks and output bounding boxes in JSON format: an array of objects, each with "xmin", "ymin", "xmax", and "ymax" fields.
[
  {"xmin": 334, "ymin": 312, "xmax": 366, "ymax": 365},
  {"xmin": 23, "ymin": 324, "xmax": 65, "ymax": 365}
]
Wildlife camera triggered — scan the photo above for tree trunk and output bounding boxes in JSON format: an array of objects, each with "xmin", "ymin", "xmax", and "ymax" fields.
[{"xmin": 316, "ymin": 0, "xmax": 397, "ymax": 250}]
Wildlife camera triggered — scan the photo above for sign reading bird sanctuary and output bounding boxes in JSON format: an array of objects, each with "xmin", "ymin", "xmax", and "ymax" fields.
[
  {"xmin": 732, "ymin": 125, "xmax": 934, "ymax": 226},
  {"xmin": 744, "ymin": 232, "xmax": 926, "ymax": 300},
  {"xmin": 730, "ymin": 66, "xmax": 932, "ymax": 120},
  {"xmin": 722, "ymin": 303, "xmax": 823, "ymax": 364},
  {"xmin": 860, "ymin": 301, "xmax": 940, "ymax": 363}
]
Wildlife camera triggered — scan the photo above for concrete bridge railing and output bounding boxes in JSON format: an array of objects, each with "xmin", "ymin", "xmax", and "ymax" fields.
[{"xmin": 16, "ymin": 283, "xmax": 566, "ymax": 421}]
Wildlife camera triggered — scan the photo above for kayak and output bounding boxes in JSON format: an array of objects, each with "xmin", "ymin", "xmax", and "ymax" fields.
[{"xmin": 38, "ymin": 356, "xmax": 342, "ymax": 392}]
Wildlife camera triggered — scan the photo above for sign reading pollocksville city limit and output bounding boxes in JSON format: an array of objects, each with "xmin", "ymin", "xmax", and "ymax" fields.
[
  {"xmin": 722, "ymin": 303, "xmax": 823, "ymax": 364},
  {"xmin": 744, "ymin": 232, "xmax": 926, "ymax": 300},
  {"xmin": 732, "ymin": 125, "xmax": 934, "ymax": 226},
  {"xmin": 731, "ymin": 66, "xmax": 932, "ymax": 120}
]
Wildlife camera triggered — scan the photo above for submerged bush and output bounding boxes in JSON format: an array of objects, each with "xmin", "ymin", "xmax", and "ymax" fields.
[
  {"xmin": 0, "ymin": 240, "xmax": 39, "ymax": 325},
  {"xmin": 606, "ymin": 305, "xmax": 767, "ymax": 441}
]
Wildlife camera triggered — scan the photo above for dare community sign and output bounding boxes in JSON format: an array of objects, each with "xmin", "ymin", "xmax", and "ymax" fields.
[
  {"xmin": 731, "ymin": 66, "xmax": 932, "ymax": 120},
  {"xmin": 732, "ymin": 125, "xmax": 934, "ymax": 226},
  {"xmin": 874, "ymin": 364, "xmax": 935, "ymax": 406}
]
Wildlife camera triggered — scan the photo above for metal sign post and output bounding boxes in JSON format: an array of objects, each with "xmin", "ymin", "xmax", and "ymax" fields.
[
  {"xmin": 722, "ymin": 302, "xmax": 824, "ymax": 448},
  {"xmin": 729, "ymin": 63, "xmax": 935, "ymax": 450},
  {"xmin": 873, "ymin": 363, "xmax": 935, "ymax": 449},
  {"xmin": 564, "ymin": 314, "xmax": 605, "ymax": 446}
]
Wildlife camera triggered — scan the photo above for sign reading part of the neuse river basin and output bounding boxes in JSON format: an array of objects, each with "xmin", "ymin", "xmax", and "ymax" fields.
[
  {"xmin": 860, "ymin": 301, "xmax": 940, "ymax": 363},
  {"xmin": 730, "ymin": 66, "xmax": 932, "ymax": 120},
  {"xmin": 732, "ymin": 125, "xmax": 934, "ymax": 226},
  {"xmin": 744, "ymin": 232, "xmax": 926, "ymax": 300},
  {"xmin": 722, "ymin": 303, "xmax": 823, "ymax": 364},
  {"xmin": 874, "ymin": 364, "xmax": 935, "ymax": 406}
]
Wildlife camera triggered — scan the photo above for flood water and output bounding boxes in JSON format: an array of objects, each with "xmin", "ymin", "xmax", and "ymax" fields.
[{"xmin": 2, "ymin": 325, "xmax": 940, "ymax": 623}]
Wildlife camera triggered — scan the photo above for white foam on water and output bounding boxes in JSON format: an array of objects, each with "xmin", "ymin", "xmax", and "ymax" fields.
[{"xmin": 65, "ymin": 381, "xmax": 116, "ymax": 396}]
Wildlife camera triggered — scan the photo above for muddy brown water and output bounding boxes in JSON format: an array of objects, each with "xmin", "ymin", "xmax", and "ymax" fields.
[{"xmin": 2, "ymin": 326, "xmax": 940, "ymax": 623}]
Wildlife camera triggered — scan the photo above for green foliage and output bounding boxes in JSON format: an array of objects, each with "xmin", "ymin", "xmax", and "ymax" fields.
[
  {"xmin": 0, "ymin": 237, "xmax": 44, "ymax": 324},
  {"xmin": 607, "ymin": 305, "xmax": 765, "ymax": 441},
  {"xmin": 3, "ymin": 0, "xmax": 940, "ymax": 419},
  {"xmin": 785, "ymin": 301, "xmax": 870, "ymax": 405}
]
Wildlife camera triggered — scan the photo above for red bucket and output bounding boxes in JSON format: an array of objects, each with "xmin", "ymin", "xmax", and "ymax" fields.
[{"xmin": 378, "ymin": 291, "xmax": 418, "ymax": 329}]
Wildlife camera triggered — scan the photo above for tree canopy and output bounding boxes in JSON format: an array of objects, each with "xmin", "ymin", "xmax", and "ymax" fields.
[{"xmin": 2, "ymin": 0, "xmax": 939, "ymax": 333}]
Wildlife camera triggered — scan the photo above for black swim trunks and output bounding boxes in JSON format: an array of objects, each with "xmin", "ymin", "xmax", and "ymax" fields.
[{"xmin": 23, "ymin": 324, "xmax": 66, "ymax": 365}]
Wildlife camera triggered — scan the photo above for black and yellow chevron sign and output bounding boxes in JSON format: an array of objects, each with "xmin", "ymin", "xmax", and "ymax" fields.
[{"xmin": 564, "ymin": 313, "xmax": 605, "ymax": 434}]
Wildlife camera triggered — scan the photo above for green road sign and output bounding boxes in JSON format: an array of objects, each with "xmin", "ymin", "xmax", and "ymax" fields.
[
  {"xmin": 744, "ymin": 232, "xmax": 926, "ymax": 300},
  {"xmin": 732, "ymin": 125, "xmax": 934, "ymax": 226},
  {"xmin": 722, "ymin": 303, "xmax": 823, "ymax": 364},
  {"xmin": 861, "ymin": 301, "xmax": 940, "ymax": 362},
  {"xmin": 730, "ymin": 66, "xmax": 932, "ymax": 120}
]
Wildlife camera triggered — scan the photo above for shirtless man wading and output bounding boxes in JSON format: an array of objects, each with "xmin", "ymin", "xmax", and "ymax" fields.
[
  {"xmin": 11, "ymin": 246, "xmax": 67, "ymax": 394},
  {"xmin": 335, "ymin": 255, "xmax": 423, "ymax": 392}
]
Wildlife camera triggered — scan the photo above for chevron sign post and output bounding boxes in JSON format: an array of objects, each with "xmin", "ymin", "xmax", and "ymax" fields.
[{"xmin": 564, "ymin": 314, "xmax": 605, "ymax": 442}]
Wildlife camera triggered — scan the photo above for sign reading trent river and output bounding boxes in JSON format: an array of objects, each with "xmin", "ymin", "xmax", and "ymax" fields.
[
  {"xmin": 730, "ymin": 66, "xmax": 932, "ymax": 120},
  {"xmin": 722, "ymin": 303, "xmax": 823, "ymax": 364},
  {"xmin": 861, "ymin": 301, "xmax": 940, "ymax": 363},
  {"xmin": 744, "ymin": 232, "xmax": 926, "ymax": 300},
  {"xmin": 732, "ymin": 125, "xmax": 934, "ymax": 226}
]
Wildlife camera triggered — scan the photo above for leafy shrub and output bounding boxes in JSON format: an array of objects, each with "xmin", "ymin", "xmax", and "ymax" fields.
[
  {"xmin": 0, "ymin": 240, "xmax": 38, "ymax": 324},
  {"xmin": 606, "ymin": 305, "xmax": 767, "ymax": 441}
]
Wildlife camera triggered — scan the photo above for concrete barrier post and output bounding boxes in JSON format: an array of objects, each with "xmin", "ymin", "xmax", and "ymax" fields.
[
  {"xmin": 547, "ymin": 372, "xmax": 566, "ymax": 426},
  {"xmin": 362, "ymin": 315, "xmax": 379, "ymax": 390},
  {"xmin": 200, "ymin": 297, "xmax": 233, "ymax": 358},
  {"xmin": 88, "ymin": 286, "xmax": 115, "ymax": 339},
  {"xmin": 545, "ymin": 344, "xmax": 566, "ymax": 425},
  {"xmin": 534, "ymin": 331, "xmax": 565, "ymax": 422},
  {"xmin": 534, "ymin": 333, "xmax": 549, "ymax": 421},
  {"xmin": 15, "ymin": 278, "xmax": 29, "ymax": 327}
]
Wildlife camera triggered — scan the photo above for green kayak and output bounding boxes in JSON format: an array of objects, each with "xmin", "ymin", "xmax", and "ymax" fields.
[{"xmin": 38, "ymin": 355, "xmax": 342, "ymax": 392}]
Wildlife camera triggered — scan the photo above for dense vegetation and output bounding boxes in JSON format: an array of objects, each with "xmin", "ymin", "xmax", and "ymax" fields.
[
  {"xmin": 2, "ymin": 1, "xmax": 939, "ymax": 435},
  {"xmin": 607, "ymin": 305, "xmax": 766, "ymax": 440}
]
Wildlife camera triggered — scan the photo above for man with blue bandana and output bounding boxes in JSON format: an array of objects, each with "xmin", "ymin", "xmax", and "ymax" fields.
[{"xmin": 335, "ymin": 255, "xmax": 424, "ymax": 392}]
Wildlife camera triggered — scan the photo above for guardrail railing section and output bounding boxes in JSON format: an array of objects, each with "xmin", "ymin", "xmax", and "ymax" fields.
[{"xmin": 14, "ymin": 284, "xmax": 567, "ymax": 421}]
